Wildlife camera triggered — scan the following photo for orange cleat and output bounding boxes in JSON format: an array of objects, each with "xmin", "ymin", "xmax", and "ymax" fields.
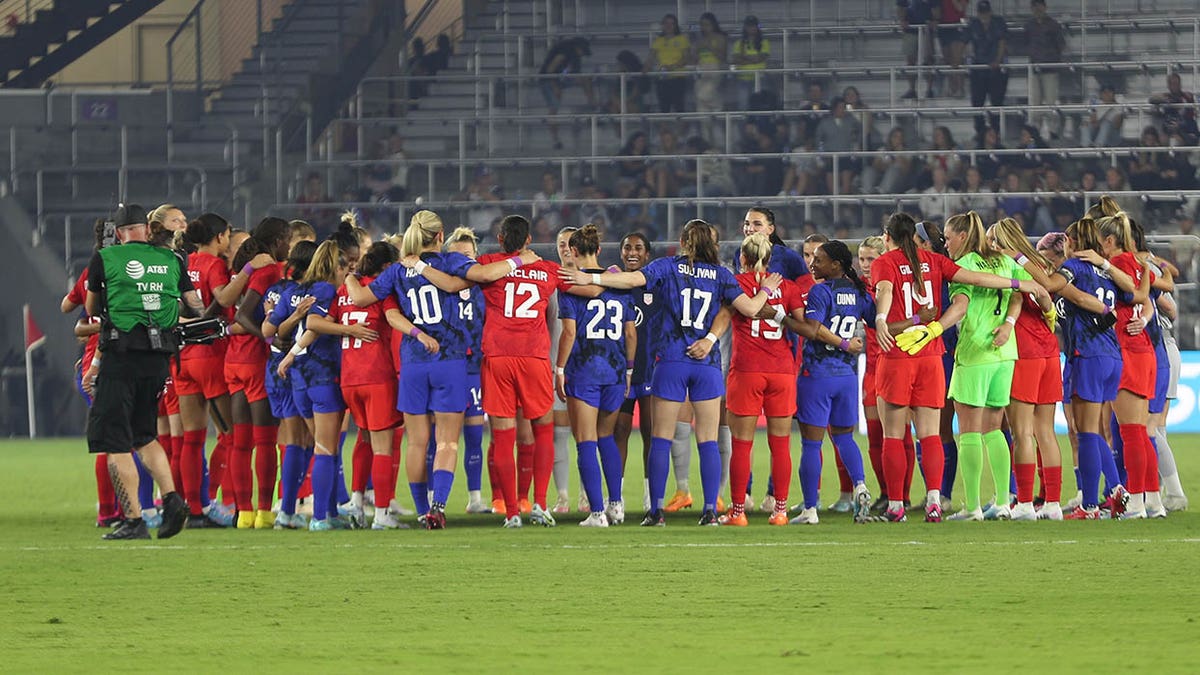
[
  {"xmin": 519, "ymin": 498, "xmax": 532, "ymax": 515},
  {"xmin": 718, "ymin": 511, "xmax": 748, "ymax": 526},
  {"xmin": 491, "ymin": 498, "xmax": 506, "ymax": 515},
  {"xmin": 663, "ymin": 491, "xmax": 693, "ymax": 512},
  {"xmin": 768, "ymin": 511, "xmax": 789, "ymax": 526},
  {"xmin": 716, "ymin": 496, "xmax": 726, "ymax": 513}
]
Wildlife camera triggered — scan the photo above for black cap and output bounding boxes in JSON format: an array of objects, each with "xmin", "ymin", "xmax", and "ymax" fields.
[
  {"xmin": 977, "ymin": 0, "xmax": 992, "ymax": 12},
  {"xmin": 112, "ymin": 203, "xmax": 148, "ymax": 227}
]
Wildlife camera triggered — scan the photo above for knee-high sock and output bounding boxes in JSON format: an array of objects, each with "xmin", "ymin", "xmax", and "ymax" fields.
[
  {"xmin": 941, "ymin": 440, "xmax": 958, "ymax": 499},
  {"xmin": 169, "ymin": 434, "xmax": 184, "ymax": 499},
  {"xmin": 1014, "ymin": 461, "xmax": 1037, "ymax": 504},
  {"xmin": 834, "ymin": 449, "xmax": 853, "ymax": 493},
  {"xmin": 279, "ymin": 445, "xmax": 304, "ymax": 515},
  {"xmin": 352, "ymin": 430, "xmax": 372, "ymax": 494},
  {"xmin": 430, "ymin": 468, "xmax": 454, "ymax": 507},
  {"xmin": 310, "ymin": 454, "xmax": 336, "ymax": 521},
  {"xmin": 799, "ymin": 438, "xmax": 823, "ymax": 509},
  {"xmin": 371, "ymin": 453, "xmax": 396, "ymax": 511},
  {"xmin": 1119, "ymin": 424, "xmax": 1148, "ymax": 495},
  {"xmin": 576, "ymin": 440, "xmax": 603, "ymax": 513},
  {"xmin": 200, "ymin": 450, "xmax": 211, "ymax": 508},
  {"xmin": 717, "ymin": 424, "xmax": 732, "ymax": 495},
  {"xmin": 517, "ymin": 440, "xmax": 535, "ymax": 501},
  {"xmin": 491, "ymin": 427, "xmax": 518, "ymax": 518},
  {"xmin": 768, "ymin": 435, "xmax": 792, "ymax": 508},
  {"xmin": 1110, "ymin": 413, "xmax": 1128, "ymax": 486},
  {"xmin": 1154, "ymin": 429, "xmax": 1187, "ymax": 498},
  {"xmin": 919, "ymin": 435, "xmax": 944, "ymax": 500},
  {"xmin": 1043, "ymin": 465, "xmax": 1063, "ymax": 503},
  {"xmin": 181, "ymin": 429, "xmax": 206, "ymax": 516},
  {"xmin": 902, "ymin": 428, "xmax": 916, "ymax": 499},
  {"xmin": 487, "ymin": 441, "xmax": 503, "ymax": 501},
  {"xmin": 1098, "ymin": 434, "xmax": 1122, "ymax": 497},
  {"xmin": 95, "ymin": 454, "xmax": 119, "ymax": 519},
  {"xmin": 132, "ymin": 452, "xmax": 155, "ymax": 511},
  {"xmin": 867, "ymin": 419, "xmax": 886, "ymax": 497},
  {"xmin": 697, "ymin": 440, "xmax": 721, "ymax": 512},
  {"xmin": 730, "ymin": 437, "xmax": 753, "ymax": 507},
  {"xmin": 230, "ymin": 423, "xmax": 254, "ymax": 512},
  {"xmin": 1077, "ymin": 432, "xmax": 1103, "ymax": 509},
  {"xmin": 253, "ymin": 425, "xmax": 279, "ymax": 511},
  {"xmin": 597, "ymin": 435, "xmax": 623, "ymax": 503},
  {"xmin": 882, "ymin": 437, "xmax": 907, "ymax": 504},
  {"xmin": 832, "ymin": 432, "xmax": 865, "ymax": 485},
  {"xmin": 408, "ymin": 480, "xmax": 430, "ymax": 516},
  {"xmin": 553, "ymin": 425, "xmax": 572, "ymax": 497},
  {"xmin": 671, "ymin": 422, "xmax": 692, "ymax": 492},
  {"xmin": 982, "ymin": 430, "xmax": 1011, "ymax": 507},
  {"xmin": 532, "ymin": 422, "xmax": 555, "ymax": 509},
  {"xmin": 463, "ymin": 424, "xmax": 484, "ymax": 492},
  {"xmin": 334, "ymin": 444, "xmax": 350, "ymax": 506},
  {"xmin": 208, "ymin": 431, "xmax": 232, "ymax": 503},
  {"xmin": 959, "ymin": 432, "xmax": 984, "ymax": 511},
  {"xmin": 648, "ymin": 436, "xmax": 672, "ymax": 510}
]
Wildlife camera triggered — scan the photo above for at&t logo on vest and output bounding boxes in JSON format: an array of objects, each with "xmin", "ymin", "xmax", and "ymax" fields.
[{"xmin": 126, "ymin": 260, "xmax": 146, "ymax": 279}]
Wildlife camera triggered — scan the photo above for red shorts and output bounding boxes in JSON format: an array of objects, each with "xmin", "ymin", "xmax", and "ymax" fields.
[
  {"xmin": 482, "ymin": 356, "xmax": 553, "ymax": 419},
  {"xmin": 225, "ymin": 360, "xmax": 268, "ymax": 403},
  {"xmin": 343, "ymin": 382, "xmax": 403, "ymax": 431},
  {"xmin": 1011, "ymin": 356, "xmax": 1062, "ymax": 405},
  {"xmin": 877, "ymin": 355, "xmax": 946, "ymax": 409},
  {"xmin": 1119, "ymin": 350, "xmax": 1156, "ymax": 399},
  {"xmin": 157, "ymin": 377, "xmax": 180, "ymax": 417},
  {"xmin": 861, "ymin": 360, "xmax": 878, "ymax": 407},
  {"xmin": 726, "ymin": 370, "xmax": 797, "ymax": 418},
  {"xmin": 174, "ymin": 356, "xmax": 229, "ymax": 398}
]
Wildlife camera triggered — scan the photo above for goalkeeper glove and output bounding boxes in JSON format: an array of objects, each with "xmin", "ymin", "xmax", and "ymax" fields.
[{"xmin": 895, "ymin": 320, "xmax": 944, "ymax": 355}]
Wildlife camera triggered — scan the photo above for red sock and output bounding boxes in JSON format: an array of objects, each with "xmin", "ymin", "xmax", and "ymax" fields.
[
  {"xmin": 1119, "ymin": 424, "xmax": 1147, "ymax": 494},
  {"xmin": 350, "ymin": 429, "xmax": 372, "ymax": 493},
  {"xmin": 1143, "ymin": 432, "xmax": 1160, "ymax": 492},
  {"xmin": 531, "ymin": 422, "xmax": 554, "ymax": 509},
  {"xmin": 170, "ymin": 435, "xmax": 185, "ymax": 496},
  {"xmin": 229, "ymin": 423, "xmax": 254, "ymax": 511},
  {"xmin": 834, "ymin": 444, "xmax": 853, "ymax": 493},
  {"xmin": 181, "ymin": 429, "xmax": 206, "ymax": 515},
  {"xmin": 208, "ymin": 432, "xmax": 232, "ymax": 503},
  {"xmin": 918, "ymin": 435, "xmax": 943, "ymax": 496},
  {"xmin": 486, "ymin": 441, "xmax": 502, "ymax": 500},
  {"xmin": 1043, "ymin": 465, "xmax": 1063, "ymax": 503},
  {"xmin": 866, "ymin": 418, "xmax": 886, "ymax": 496},
  {"xmin": 491, "ymin": 427, "xmax": 519, "ymax": 518},
  {"xmin": 902, "ymin": 428, "xmax": 916, "ymax": 499},
  {"xmin": 371, "ymin": 453, "xmax": 396, "ymax": 510},
  {"xmin": 882, "ymin": 437, "xmax": 907, "ymax": 503},
  {"xmin": 95, "ymin": 453, "xmax": 118, "ymax": 518},
  {"xmin": 391, "ymin": 427, "xmax": 404, "ymax": 477},
  {"xmin": 767, "ymin": 435, "xmax": 792, "ymax": 506},
  {"xmin": 253, "ymin": 425, "xmax": 279, "ymax": 511},
  {"xmin": 729, "ymin": 438, "xmax": 753, "ymax": 506},
  {"xmin": 517, "ymin": 441, "xmax": 535, "ymax": 501},
  {"xmin": 1014, "ymin": 462, "xmax": 1036, "ymax": 503}
]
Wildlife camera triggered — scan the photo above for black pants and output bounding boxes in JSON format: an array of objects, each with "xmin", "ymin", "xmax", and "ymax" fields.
[
  {"xmin": 86, "ymin": 350, "xmax": 170, "ymax": 454},
  {"xmin": 656, "ymin": 77, "xmax": 687, "ymax": 113},
  {"xmin": 970, "ymin": 67, "xmax": 1009, "ymax": 137}
]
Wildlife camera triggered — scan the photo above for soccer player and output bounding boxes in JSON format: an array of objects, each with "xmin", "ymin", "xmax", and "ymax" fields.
[
  {"xmin": 915, "ymin": 222, "xmax": 956, "ymax": 511},
  {"xmin": 872, "ymin": 212, "xmax": 1046, "ymax": 523},
  {"xmin": 554, "ymin": 224, "xmax": 636, "ymax": 527},
  {"xmin": 147, "ymin": 205, "xmax": 189, "ymax": 506},
  {"xmin": 561, "ymin": 220, "xmax": 782, "ymax": 526},
  {"xmin": 721, "ymin": 234, "xmax": 805, "ymax": 526},
  {"xmin": 551, "ymin": 226, "xmax": 580, "ymax": 514},
  {"xmin": 790, "ymin": 240, "xmax": 873, "ymax": 525},
  {"xmin": 612, "ymin": 232, "xmax": 656, "ymax": 511}
]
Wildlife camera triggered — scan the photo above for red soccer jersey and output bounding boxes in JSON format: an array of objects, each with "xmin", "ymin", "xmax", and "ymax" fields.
[
  {"xmin": 870, "ymin": 248, "xmax": 961, "ymax": 360},
  {"xmin": 332, "ymin": 277, "xmax": 399, "ymax": 387},
  {"xmin": 182, "ymin": 251, "xmax": 232, "ymax": 360},
  {"xmin": 731, "ymin": 273, "xmax": 803, "ymax": 375},
  {"xmin": 1111, "ymin": 252, "xmax": 1154, "ymax": 354},
  {"xmin": 67, "ymin": 270, "xmax": 101, "ymax": 367},
  {"xmin": 226, "ymin": 263, "xmax": 282, "ymax": 364},
  {"xmin": 1014, "ymin": 292, "xmax": 1059, "ymax": 359},
  {"xmin": 477, "ymin": 254, "xmax": 567, "ymax": 359}
]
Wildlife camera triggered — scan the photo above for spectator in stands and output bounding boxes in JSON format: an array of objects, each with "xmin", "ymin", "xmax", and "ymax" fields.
[
  {"xmin": 815, "ymin": 97, "xmax": 862, "ymax": 194},
  {"xmin": 996, "ymin": 171, "xmax": 1033, "ymax": 227},
  {"xmin": 959, "ymin": 165, "xmax": 997, "ymax": 221},
  {"xmin": 842, "ymin": 86, "xmax": 879, "ymax": 149},
  {"xmin": 651, "ymin": 124, "xmax": 688, "ymax": 197},
  {"xmin": 1024, "ymin": 0, "xmax": 1067, "ymax": 138},
  {"xmin": 1082, "ymin": 82, "xmax": 1125, "ymax": 148},
  {"xmin": 923, "ymin": 125, "xmax": 963, "ymax": 187},
  {"xmin": 1164, "ymin": 211, "xmax": 1197, "ymax": 274},
  {"xmin": 1164, "ymin": 131, "xmax": 1199, "ymax": 190},
  {"xmin": 1079, "ymin": 167, "xmax": 1098, "ymax": 194},
  {"xmin": 779, "ymin": 136, "xmax": 822, "ymax": 196},
  {"xmin": 1129, "ymin": 126, "xmax": 1173, "ymax": 191},
  {"xmin": 1032, "ymin": 167, "xmax": 1077, "ymax": 234},
  {"xmin": 691, "ymin": 12, "xmax": 728, "ymax": 126},
  {"xmin": 539, "ymin": 37, "xmax": 594, "ymax": 150},
  {"xmin": 406, "ymin": 37, "xmax": 430, "ymax": 104},
  {"xmin": 862, "ymin": 127, "xmax": 915, "ymax": 195},
  {"xmin": 647, "ymin": 14, "xmax": 691, "ymax": 113},
  {"xmin": 974, "ymin": 125, "xmax": 1005, "ymax": 183},
  {"xmin": 617, "ymin": 131, "xmax": 653, "ymax": 185},
  {"xmin": 533, "ymin": 170, "xmax": 569, "ymax": 229},
  {"xmin": 531, "ymin": 213, "xmax": 555, "ymax": 243},
  {"xmin": 1150, "ymin": 72, "xmax": 1199, "ymax": 145},
  {"xmin": 738, "ymin": 123, "xmax": 784, "ymax": 197},
  {"xmin": 574, "ymin": 175, "xmax": 612, "ymax": 230},
  {"xmin": 424, "ymin": 34, "xmax": 452, "ymax": 75},
  {"xmin": 614, "ymin": 180, "xmax": 660, "ymax": 238},
  {"xmin": 605, "ymin": 50, "xmax": 649, "ymax": 116},
  {"xmin": 898, "ymin": 0, "xmax": 938, "ymax": 99},
  {"xmin": 297, "ymin": 172, "xmax": 336, "ymax": 225},
  {"xmin": 1011, "ymin": 124, "xmax": 1054, "ymax": 181},
  {"xmin": 918, "ymin": 165, "xmax": 963, "ymax": 223},
  {"xmin": 452, "ymin": 165, "xmax": 503, "ymax": 231},
  {"xmin": 798, "ymin": 81, "xmax": 829, "ymax": 143},
  {"xmin": 966, "ymin": 0, "xmax": 1008, "ymax": 139},
  {"xmin": 356, "ymin": 164, "xmax": 405, "ymax": 233},
  {"xmin": 680, "ymin": 135, "xmax": 736, "ymax": 197},
  {"xmin": 1102, "ymin": 167, "xmax": 1144, "ymax": 223},
  {"xmin": 939, "ymin": 0, "xmax": 969, "ymax": 97},
  {"xmin": 731, "ymin": 15, "xmax": 770, "ymax": 110}
]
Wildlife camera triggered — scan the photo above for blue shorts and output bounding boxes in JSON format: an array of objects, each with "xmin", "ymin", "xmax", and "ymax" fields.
[
  {"xmin": 566, "ymin": 377, "xmax": 627, "ymax": 412},
  {"xmin": 1068, "ymin": 354, "xmax": 1122, "ymax": 404},
  {"xmin": 75, "ymin": 363, "xmax": 93, "ymax": 407},
  {"xmin": 399, "ymin": 359, "xmax": 468, "ymax": 415},
  {"xmin": 464, "ymin": 371, "xmax": 484, "ymax": 417},
  {"xmin": 1060, "ymin": 358, "xmax": 1073, "ymax": 404},
  {"xmin": 627, "ymin": 380, "xmax": 652, "ymax": 400},
  {"xmin": 1149, "ymin": 364, "xmax": 1170, "ymax": 414},
  {"xmin": 291, "ymin": 365, "xmax": 344, "ymax": 419},
  {"xmin": 266, "ymin": 353, "xmax": 298, "ymax": 419},
  {"xmin": 795, "ymin": 372, "xmax": 859, "ymax": 428},
  {"xmin": 651, "ymin": 360, "xmax": 724, "ymax": 403}
]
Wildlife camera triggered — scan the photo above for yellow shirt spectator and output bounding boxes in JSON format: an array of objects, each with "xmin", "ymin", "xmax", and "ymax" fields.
[
  {"xmin": 733, "ymin": 37, "xmax": 770, "ymax": 81},
  {"xmin": 651, "ymin": 34, "xmax": 691, "ymax": 76}
]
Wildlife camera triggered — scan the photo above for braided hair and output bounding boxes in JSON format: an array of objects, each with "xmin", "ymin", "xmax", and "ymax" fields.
[{"xmin": 821, "ymin": 240, "xmax": 866, "ymax": 295}]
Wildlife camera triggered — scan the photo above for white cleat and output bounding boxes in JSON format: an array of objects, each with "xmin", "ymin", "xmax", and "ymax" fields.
[
  {"xmin": 502, "ymin": 515, "xmax": 523, "ymax": 528},
  {"xmin": 1010, "ymin": 502, "xmax": 1038, "ymax": 521},
  {"xmin": 788, "ymin": 506, "xmax": 820, "ymax": 525},
  {"xmin": 1119, "ymin": 509, "xmax": 1147, "ymax": 520},
  {"xmin": 983, "ymin": 503, "xmax": 1012, "ymax": 521},
  {"xmin": 758, "ymin": 494, "xmax": 776, "ymax": 513},
  {"xmin": 1037, "ymin": 502, "xmax": 1064, "ymax": 521},
  {"xmin": 388, "ymin": 499, "xmax": 416, "ymax": 517},
  {"xmin": 947, "ymin": 508, "xmax": 985, "ymax": 522},
  {"xmin": 827, "ymin": 494, "xmax": 854, "ymax": 513},
  {"xmin": 1145, "ymin": 505, "xmax": 1168, "ymax": 519},
  {"xmin": 579, "ymin": 512, "xmax": 609, "ymax": 527},
  {"xmin": 465, "ymin": 496, "xmax": 493, "ymax": 514},
  {"xmin": 528, "ymin": 504, "xmax": 557, "ymax": 527},
  {"xmin": 577, "ymin": 493, "xmax": 590, "ymax": 513},
  {"xmin": 552, "ymin": 494, "xmax": 571, "ymax": 515},
  {"xmin": 1162, "ymin": 494, "xmax": 1189, "ymax": 512},
  {"xmin": 604, "ymin": 500, "xmax": 625, "ymax": 526},
  {"xmin": 371, "ymin": 510, "xmax": 409, "ymax": 530},
  {"xmin": 1065, "ymin": 492, "xmax": 1083, "ymax": 511}
]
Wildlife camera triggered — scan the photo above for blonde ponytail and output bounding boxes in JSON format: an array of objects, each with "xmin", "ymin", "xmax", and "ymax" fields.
[
  {"xmin": 740, "ymin": 232, "xmax": 772, "ymax": 272},
  {"xmin": 401, "ymin": 210, "xmax": 443, "ymax": 257}
]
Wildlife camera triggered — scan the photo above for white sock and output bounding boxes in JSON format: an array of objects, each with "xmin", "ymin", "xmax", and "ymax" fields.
[
  {"xmin": 671, "ymin": 422, "xmax": 692, "ymax": 493},
  {"xmin": 1128, "ymin": 492, "xmax": 1146, "ymax": 512},
  {"xmin": 469, "ymin": 489, "xmax": 482, "ymax": 502},
  {"xmin": 1145, "ymin": 491, "xmax": 1164, "ymax": 510},
  {"xmin": 888, "ymin": 499, "xmax": 904, "ymax": 511},
  {"xmin": 553, "ymin": 425, "xmax": 571, "ymax": 496},
  {"xmin": 717, "ymin": 424, "xmax": 732, "ymax": 495},
  {"xmin": 350, "ymin": 491, "xmax": 363, "ymax": 509},
  {"xmin": 926, "ymin": 489, "xmax": 940, "ymax": 506}
]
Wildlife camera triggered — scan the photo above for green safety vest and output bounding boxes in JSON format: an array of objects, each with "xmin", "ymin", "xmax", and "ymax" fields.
[{"xmin": 99, "ymin": 242, "xmax": 182, "ymax": 332}]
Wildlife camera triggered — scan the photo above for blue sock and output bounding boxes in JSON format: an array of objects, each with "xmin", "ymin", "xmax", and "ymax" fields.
[
  {"xmin": 199, "ymin": 451, "xmax": 211, "ymax": 508},
  {"xmin": 697, "ymin": 440, "xmax": 721, "ymax": 512},
  {"xmin": 132, "ymin": 452, "xmax": 155, "ymax": 511},
  {"xmin": 800, "ymin": 438, "xmax": 823, "ymax": 509},
  {"xmin": 334, "ymin": 450, "xmax": 349, "ymax": 505},
  {"xmin": 464, "ymin": 424, "xmax": 484, "ymax": 491},
  {"xmin": 409, "ymin": 482, "xmax": 430, "ymax": 516},
  {"xmin": 430, "ymin": 469, "xmax": 454, "ymax": 507},
  {"xmin": 832, "ymin": 432, "xmax": 865, "ymax": 484},
  {"xmin": 310, "ymin": 454, "xmax": 336, "ymax": 521},
  {"xmin": 576, "ymin": 440, "xmax": 604, "ymax": 513},
  {"xmin": 1074, "ymin": 466, "xmax": 1082, "ymax": 492},
  {"xmin": 1109, "ymin": 413, "xmax": 1128, "ymax": 486},
  {"xmin": 648, "ymin": 437, "xmax": 671, "ymax": 510},
  {"xmin": 1077, "ymin": 432, "xmax": 1102, "ymax": 508},
  {"xmin": 425, "ymin": 432, "xmax": 437, "ymax": 481},
  {"xmin": 597, "ymin": 435, "xmax": 623, "ymax": 503},
  {"xmin": 750, "ymin": 471, "xmax": 757, "ymax": 496},
  {"xmin": 1098, "ymin": 435, "xmax": 1122, "ymax": 495},
  {"xmin": 941, "ymin": 440, "xmax": 958, "ymax": 499},
  {"xmin": 279, "ymin": 444, "xmax": 304, "ymax": 515}
]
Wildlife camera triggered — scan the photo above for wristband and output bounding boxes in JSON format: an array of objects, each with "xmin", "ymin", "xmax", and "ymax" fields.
[
  {"xmin": 909, "ymin": 313, "xmax": 922, "ymax": 327},
  {"xmin": 241, "ymin": 263, "xmax": 254, "ymax": 276},
  {"xmin": 265, "ymin": 336, "xmax": 274, "ymax": 347},
  {"xmin": 875, "ymin": 313, "xmax": 887, "ymax": 323},
  {"xmin": 625, "ymin": 368, "xmax": 634, "ymax": 376},
  {"xmin": 408, "ymin": 327, "xmax": 422, "ymax": 338},
  {"xmin": 626, "ymin": 360, "xmax": 635, "ymax": 369},
  {"xmin": 506, "ymin": 258, "xmax": 519, "ymax": 272},
  {"xmin": 1009, "ymin": 278, "xmax": 1020, "ymax": 290},
  {"xmin": 414, "ymin": 260, "xmax": 428, "ymax": 274},
  {"xmin": 511, "ymin": 256, "xmax": 525, "ymax": 269},
  {"xmin": 592, "ymin": 273, "xmax": 603, "ymax": 285},
  {"xmin": 1015, "ymin": 254, "xmax": 1029, "ymax": 266},
  {"xmin": 288, "ymin": 344, "xmax": 303, "ymax": 356},
  {"xmin": 556, "ymin": 367, "xmax": 565, "ymax": 375},
  {"xmin": 90, "ymin": 356, "xmax": 102, "ymax": 368},
  {"xmin": 772, "ymin": 306, "xmax": 786, "ymax": 323},
  {"xmin": 1101, "ymin": 260, "xmax": 1111, "ymax": 272},
  {"xmin": 703, "ymin": 332, "xmax": 718, "ymax": 344},
  {"xmin": 1005, "ymin": 315, "xmax": 1017, "ymax": 326},
  {"xmin": 839, "ymin": 338, "xmax": 851, "ymax": 351}
]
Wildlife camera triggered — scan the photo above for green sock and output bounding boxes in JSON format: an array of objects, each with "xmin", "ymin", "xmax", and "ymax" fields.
[
  {"xmin": 983, "ymin": 429, "xmax": 1012, "ymax": 508},
  {"xmin": 959, "ymin": 432, "xmax": 984, "ymax": 511}
]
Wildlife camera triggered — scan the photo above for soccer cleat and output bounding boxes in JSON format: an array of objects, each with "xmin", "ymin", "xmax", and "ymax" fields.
[
  {"xmin": 308, "ymin": 518, "xmax": 333, "ymax": 532},
  {"xmin": 371, "ymin": 510, "xmax": 404, "ymax": 530},
  {"xmin": 96, "ymin": 513, "xmax": 124, "ymax": 528},
  {"xmin": 1119, "ymin": 508, "xmax": 1147, "ymax": 520},
  {"xmin": 788, "ymin": 507, "xmax": 820, "ymax": 525},
  {"xmin": 339, "ymin": 503, "xmax": 365, "ymax": 529},
  {"xmin": 869, "ymin": 496, "xmax": 890, "ymax": 515},
  {"xmin": 236, "ymin": 510, "xmax": 256, "ymax": 529},
  {"xmin": 698, "ymin": 509, "xmax": 720, "ymax": 526},
  {"xmin": 424, "ymin": 507, "xmax": 447, "ymax": 530},
  {"xmin": 142, "ymin": 508, "xmax": 163, "ymax": 530},
  {"xmin": 158, "ymin": 492, "xmax": 188, "ymax": 540},
  {"xmin": 827, "ymin": 494, "xmax": 853, "ymax": 514},
  {"xmin": 253, "ymin": 510, "xmax": 276, "ymax": 530},
  {"xmin": 947, "ymin": 508, "xmax": 984, "ymax": 522},
  {"xmin": 388, "ymin": 499, "xmax": 416, "ymax": 517},
  {"xmin": 528, "ymin": 504, "xmax": 557, "ymax": 527},
  {"xmin": 1065, "ymin": 492, "xmax": 1083, "ymax": 510},
  {"xmin": 465, "ymin": 496, "xmax": 493, "ymax": 514},
  {"xmin": 273, "ymin": 512, "xmax": 307, "ymax": 529},
  {"xmin": 1064, "ymin": 506, "xmax": 1101, "ymax": 520},
  {"xmin": 203, "ymin": 505, "xmax": 234, "ymax": 528},
  {"xmin": 1037, "ymin": 502, "xmax": 1064, "ymax": 521},
  {"xmin": 1145, "ymin": 504, "xmax": 1167, "ymax": 519},
  {"xmin": 186, "ymin": 514, "xmax": 211, "ymax": 529},
  {"xmin": 853, "ymin": 486, "xmax": 873, "ymax": 523},
  {"xmin": 1109, "ymin": 485, "xmax": 1129, "ymax": 519},
  {"xmin": 578, "ymin": 493, "xmax": 590, "ymax": 513},
  {"xmin": 490, "ymin": 498, "xmax": 506, "ymax": 515},
  {"xmin": 519, "ymin": 498, "xmax": 533, "ymax": 515},
  {"xmin": 883, "ymin": 506, "xmax": 907, "ymax": 523},
  {"xmin": 983, "ymin": 503, "xmax": 1012, "ymax": 521},
  {"xmin": 924, "ymin": 501, "xmax": 943, "ymax": 523},
  {"xmin": 579, "ymin": 512, "xmax": 609, "ymax": 527},
  {"xmin": 1011, "ymin": 503, "xmax": 1037, "ymax": 521},
  {"xmin": 663, "ymin": 491, "xmax": 693, "ymax": 512},
  {"xmin": 718, "ymin": 511, "xmax": 748, "ymax": 526},
  {"xmin": 605, "ymin": 501, "xmax": 625, "ymax": 526},
  {"xmin": 768, "ymin": 511, "xmax": 789, "ymax": 526},
  {"xmin": 103, "ymin": 519, "xmax": 151, "ymax": 540},
  {"xmin": 743, "ymin": 495, "xmax": 756, "ymax": 512},
  {"xmin": 328, "ymin": 516, "xmax": 354, "ymax": 530},
  {"xmin": 502, "ymin": 515, "xmax": 523, "ymax": 529},
  {"xmin": 552, "ymin": 494, "xmax": 571, "ymax": 515},
  {"xmin": 640, "ymin": 509, "xmax": 666, "ymax": 527},
  {"xmin": 716, "ymin": 496, "xmax": 726, "ymax": 513},
  {"xmin": 1162, "ymin": 494, "xmax": 1189, "ymax": 512},
  {"xmin": 758, "ymin": 494, "xmax": 776, "ymax": 513}
]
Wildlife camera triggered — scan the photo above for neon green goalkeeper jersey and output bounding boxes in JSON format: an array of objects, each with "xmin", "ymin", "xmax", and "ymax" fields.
[{"xmin": 948, "ymin": 252, "xmax": 1029, "ymax": 366}]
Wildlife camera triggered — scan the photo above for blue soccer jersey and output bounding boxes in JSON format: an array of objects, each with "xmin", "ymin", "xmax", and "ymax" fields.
[
  {"xmin": 802, "ymin": 278, "xmax": 875, "ymax": 377},
  {"xmin": 369, "ymin": 251, "xmax": 476, "ymax": 364},
  {"xmin": 1056, "ymin": 258, "xmax": 1120, "ymax": 359},
  {"xmin": 455, "ymin": 285, "xmax": 486, "ymax": 375},
  {"xmin": 640, "ymin": 256, "xmax": 743, "ymax": 368},
  {"xmin": 560, "ymin": 279, "xmax": 634, "ymax": 386},
  {"xmin": 630, "ymin": 287, "xmax": 656, "ymax": 386},
  {"xmin": 296, "ymin": 281, "xmax": 341, "ymax": 386},
  {"xmin": 265, "ymin": 278, "xmax": 298, "ymax": 345},
  {"xmin": 733, "ymin": 243, "xmax": 810, "ymax": 281}
]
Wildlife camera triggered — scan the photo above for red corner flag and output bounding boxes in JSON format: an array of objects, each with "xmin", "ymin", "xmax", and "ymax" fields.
[{"xmin": 24, "ymin": 304, "xmax": 45, "ymax": 353}]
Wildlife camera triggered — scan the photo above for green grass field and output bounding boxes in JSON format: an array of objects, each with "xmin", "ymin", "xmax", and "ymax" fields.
[{"xmin": 2, "ymin": 435, "xmax": 1198, "ymax": 673}]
